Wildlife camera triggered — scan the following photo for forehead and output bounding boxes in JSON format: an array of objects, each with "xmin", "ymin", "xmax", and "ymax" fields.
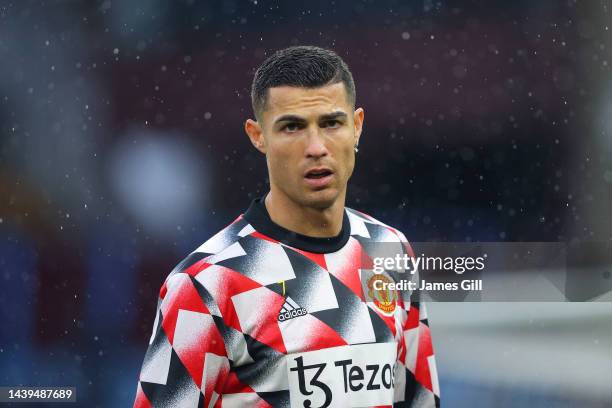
[{"xmin": 264, "ymin": 82, "xmax": 351, "ymax": 119}]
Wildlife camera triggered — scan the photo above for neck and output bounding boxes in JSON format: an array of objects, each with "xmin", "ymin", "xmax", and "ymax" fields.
[{"xmin": 264, "ymin": 190, "xmax": 345, "ymax": 238}]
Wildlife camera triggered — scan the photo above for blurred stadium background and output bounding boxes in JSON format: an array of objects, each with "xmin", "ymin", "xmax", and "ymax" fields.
[{"xmin": 0, "ymin": 0, "xmax": 611, "ymax": 406}]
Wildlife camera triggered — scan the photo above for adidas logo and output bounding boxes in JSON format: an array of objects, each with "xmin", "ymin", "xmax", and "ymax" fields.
[{"xmin": 277, "ymin": 297, "xmax": 308, "ymax": 322}]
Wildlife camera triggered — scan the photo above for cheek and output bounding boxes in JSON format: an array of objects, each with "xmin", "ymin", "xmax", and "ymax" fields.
[
  {"xmin": 267, "ymin": 146, "xmax": 295, "ymax": 177},
  {"xmin": 338, "ymin": 144, "xmax": 355, "ymax": 174}
]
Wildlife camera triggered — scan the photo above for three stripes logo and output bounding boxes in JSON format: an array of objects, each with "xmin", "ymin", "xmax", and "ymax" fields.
[{"xmin": 277, "ymin": 296, "xmax": 308, "ymax": 322}]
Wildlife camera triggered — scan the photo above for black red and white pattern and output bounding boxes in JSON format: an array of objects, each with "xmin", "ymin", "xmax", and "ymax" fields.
[{"xmin": 134, "ymin": 199, "xmax": 440, "ymax": 407}]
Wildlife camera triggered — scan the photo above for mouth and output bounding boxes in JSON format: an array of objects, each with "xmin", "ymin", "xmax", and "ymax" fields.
[
  {"xmin": 304, "ymin": 168, "xmax": 333, "ymax": 179},
  {"xmin": 303, "ymin": 167, "xmax": 334, "ymax": 188}
]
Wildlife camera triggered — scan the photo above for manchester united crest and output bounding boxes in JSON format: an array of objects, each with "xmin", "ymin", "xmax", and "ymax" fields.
[{"xmin": 366, "ymin": 274, "xmax": 398, "ymax": 316}]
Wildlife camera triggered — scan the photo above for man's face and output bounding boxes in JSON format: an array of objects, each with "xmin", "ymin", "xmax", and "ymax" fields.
[{"xmin": 251, "ymin": 82, "xmax": 364, "ymax": 209}]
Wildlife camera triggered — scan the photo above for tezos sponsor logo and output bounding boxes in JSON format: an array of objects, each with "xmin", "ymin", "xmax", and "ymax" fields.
[{"xmin": 287, "ymin": 343, "xmax": 396, "ymax": 408}]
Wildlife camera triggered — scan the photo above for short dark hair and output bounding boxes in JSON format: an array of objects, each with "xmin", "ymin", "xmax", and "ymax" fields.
[{"xmin": 251, "ymin": 46, "xmax": 356, "ymax": 120}]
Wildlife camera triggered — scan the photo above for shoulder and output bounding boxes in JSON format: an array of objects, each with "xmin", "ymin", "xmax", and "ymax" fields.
[
  {"xmin": 345, "ymin": 207, "xmax": 408, "ymax": 241},
  {"xmin": 163, "ymin": 214, "xmax": 252, "ymax": 284},
  {"xmin": 346, "ymin": 207, "xmax": 415, "ymax": 255},
  {"xmin": 192, "ymin": 215, "xmax": 254, "ymax": 257}
]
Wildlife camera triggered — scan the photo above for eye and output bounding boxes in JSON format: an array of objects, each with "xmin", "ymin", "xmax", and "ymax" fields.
[
  {"xmin": 282, "ymin": 123, "xmax": 301, "ymax": 133},
  {"xmin": 323, "ymin": 120, "xmax": 341, "ymax": 129}
]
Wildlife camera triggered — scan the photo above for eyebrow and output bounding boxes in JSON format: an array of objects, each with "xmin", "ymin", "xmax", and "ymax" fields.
[
  {"xmin": 319, "ymin": 111, "xmax": 348, "ymax": 121},
  {"xmin": 274, "ymin": 115, "xmax": 307, "ymax": 126},
  {"xmin": 273, "ymin": 111, "xmax": 348, "ymax": 126}
]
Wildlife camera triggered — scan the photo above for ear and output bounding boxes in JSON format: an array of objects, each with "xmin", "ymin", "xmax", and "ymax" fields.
[
  {"xmin": 353, "ymin": 107, "xmax": 365, "ymax": 147},
  {"xmin": 245, "ymin": 119, "xmax": 267, "ymax": 154}
]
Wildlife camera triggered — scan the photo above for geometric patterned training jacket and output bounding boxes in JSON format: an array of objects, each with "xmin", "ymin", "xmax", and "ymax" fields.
[{"xmin": 133, "ymin": 198, "xmax": 440, "ymax": 407}]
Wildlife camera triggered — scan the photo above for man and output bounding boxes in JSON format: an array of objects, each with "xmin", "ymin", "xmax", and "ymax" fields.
[{"xmin": 134, "ymin": 46, "xmax": 440, "ymax": 408}]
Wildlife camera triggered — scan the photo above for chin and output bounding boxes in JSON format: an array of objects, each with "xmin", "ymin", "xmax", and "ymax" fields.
[{"xmin": 300, "ymin": 189, "xmax": 340, "ymax": 210}]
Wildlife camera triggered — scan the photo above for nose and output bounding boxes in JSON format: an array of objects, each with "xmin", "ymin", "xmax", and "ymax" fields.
[{"xmin": 304, "ymin": 129, "xmax": 328, "ymax": 159}]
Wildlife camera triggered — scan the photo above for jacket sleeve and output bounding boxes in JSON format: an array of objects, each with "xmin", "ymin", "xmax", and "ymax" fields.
[
  {"xmin": 133, "ymin": 271, "xmax": 230, "ymax": 408},
  {"xmin": 394, "ymin": 300, "xmax": 440, "ymax": 407},
  {"xmin": 393, "ymin": 233, "xmax": 440, "ymax": 407}
]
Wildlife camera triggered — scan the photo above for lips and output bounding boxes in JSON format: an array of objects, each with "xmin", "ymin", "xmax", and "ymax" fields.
[
  {"xmin": 304, "ymin": 168, "xmax": 333, "ymax": 179},
  {"xmin": 303, "ymin": 167, "xmax": 334, "ymax": 188}
]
